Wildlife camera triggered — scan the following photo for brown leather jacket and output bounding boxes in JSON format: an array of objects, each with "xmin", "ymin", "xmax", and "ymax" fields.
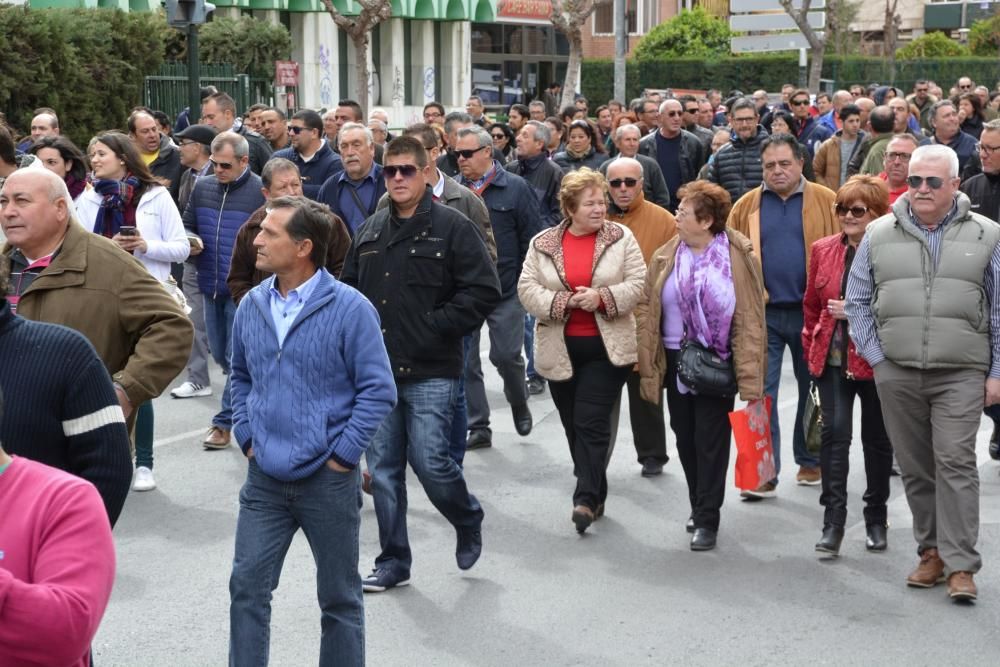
[{"xmin": 635, "ymin": 228, "xmax": 767, "ymax": 403}]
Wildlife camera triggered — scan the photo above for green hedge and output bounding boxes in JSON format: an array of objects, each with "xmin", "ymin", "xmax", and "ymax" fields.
[
  {"xmin": 581, "ymin": 56, "xmax": 1000, "ymax": 103},
  {"xmin": 0, "ymin": 7, "xmax": 166, "ymax": 148}
]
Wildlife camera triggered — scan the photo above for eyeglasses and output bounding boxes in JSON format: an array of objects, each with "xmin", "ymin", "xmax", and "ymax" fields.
[
  {"xmin": 907, "ymin": 175, "xmax": 946, "ymax": 189},
  {"xmin": 978, "ymin": 142, "xmax": 1000, "ymax": 156},
  {"xmin": 732, "ymin": 116, "xmax": 757, "ymax": 124},
  {"xmin": 491, "ymin": 133, "xmax": 506, "ymax": 139},
  {"xmin": 835, "ymin": 204, "xmax": 869, "ymax": 218},
  {"xmin": 790, "ymin": 99, "xmax": 810, "ymax": 107},
  {"xmin": 288, "ymin": 126, "xmax": 308, "ymax": 135},
  {"xmin": 608, "ymin": 177, "xmax": 639, "ymax": 188},
  {"xmin": 210, "ymin": 159, "xmax": 234, "ymax": 170},
  {"xmin": 960, "ymin": 84, "xmax": 973, "ymax": 90},
  {"xmin": 885, "ymin": 152, "xmax": 912, "ymax": 162},
  {"xmin": 663, "ymin": 111, "xmax": 683, "ymax": 118},
  {"xmin": 383, "ymin": 164, "xmax": 420, "ymax": 179},
  {"xmin": 455, "ymin": 147, "xmax": 488, "ymax": 160}
]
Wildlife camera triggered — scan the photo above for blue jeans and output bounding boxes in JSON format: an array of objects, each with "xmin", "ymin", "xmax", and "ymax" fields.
[
  {"xmin": 367, "ymin": 378, "xmax": 484, "ymax": 577},
  {"xmin": 229, "ymin": 459, "xmax": 364, "ymax": 666},
  {"xmin": 447, "ymin": 336, "xmax": 473, "ymax": 467},
  {"xmin": 203, "ymin": 294, "xmax": 236, "ymax": 429},
  {"xmin": 524, "ymin": 314, "xmax": 539, "ymax": 379},
  {"xmin": 764, "ymin": 305, "xmax": 818, "ymax": 481}
]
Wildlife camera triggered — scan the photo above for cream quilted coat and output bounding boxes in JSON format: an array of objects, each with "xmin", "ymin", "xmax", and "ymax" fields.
[{"xmin": 517, "ymin": 219, "xmax": 647, "ymax": 381}]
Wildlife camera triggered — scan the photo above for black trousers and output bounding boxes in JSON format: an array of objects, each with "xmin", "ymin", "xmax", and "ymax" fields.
[
  {"xmin": 815, "ymin": 366, "xmax": 894, "ymax": 528},
  {"xmin": 665, "ymin": 349, "xmax": 735, "ymax": 532},
  {"xmin": 609, "ymin": 370, "xmax": 669, "ymax": 464},
  {"xmin": 549, "ymin": 336, "xmax": 631, "ymax": 510}
]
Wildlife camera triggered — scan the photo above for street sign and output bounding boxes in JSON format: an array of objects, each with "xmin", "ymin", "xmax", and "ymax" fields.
[
  {"xmin": 730, "ymin": 11, "xmax": 826, "ymax": 31},
  {"xmin": 730, "ymin": 0, "xmax": 825, "ymax": 10},
  {"xmin": 731, "ymin": 32, "xmax": 824, "ymax": 53},
  {"xmin": 275, "ymin": 61, "xmax": 300, "ymax": 87}
]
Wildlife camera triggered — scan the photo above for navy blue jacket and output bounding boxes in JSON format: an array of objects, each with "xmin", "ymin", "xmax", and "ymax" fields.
[
  {"xmin": 552, "ymin": 148, "xmax": 607, "ymax": 173},
  {"xmin": 795, "ymin": 116, "xmax": 833, "ymax": 160},
  {"xmin": 455, "ymin": 162, "xmax": 544, "ymax": 298},
  {"xmin": 271, "ymin": 141, "xmax": 343, "ymax": 200},
  {"xmin": 316, "ymin": 163, "xmax": 386, "ymax": 235},
  {"xmin": 182, "ymin": 168, "xmax": 265, "ymax": 298}
]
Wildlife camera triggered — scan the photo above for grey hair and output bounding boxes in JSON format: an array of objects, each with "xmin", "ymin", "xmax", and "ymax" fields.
[
  {"xmin": 983, "ymin": 118, "xmax": 1000, "ymax": 133},
  {"xmin": 929, "ymin": 99, "xmax": 956, "ymax": 128},
  {"xmin": 339, "ymin": 122, "xmax": 373, "ymax": 146},
  {"xmin": 730, "ymin": 97, "xmax": 757, "ymax": 116},
  {"xmin": 910, "ymin": 144, "xmax": 960, "ymax": 179},
  {"xmin": 528, "ymin": 100, "xmax": 546, "ymax": 111},
  {"xmin": 261, "ymin": 157, "xmax": 299, "ymax": 190},
  {"xmin": 211, "ymin": 131, "xmax": 249, "ymax": 159},
  {"xmin": 614, "ymin": 124, "xmax": 642, "ymax": 141},
  {"xmin": 523, "ymin": 120, "xmax": 550, "ymax": 145},
  {"xmin": 457, "ymin": 125, "xmax": 492, "ymax": 149},
  {"xmin": 367, "ymin": 119, "xmax": 388, "ymax": 133},
  {"xmin": 443, "ymin": 111, "xmax": 473, "ymax": 134}
]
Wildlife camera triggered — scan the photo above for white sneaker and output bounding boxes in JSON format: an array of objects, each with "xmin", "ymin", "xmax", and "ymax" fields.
[
  {"xmin": 132, "ymin": 466, "xmax": 156, "ymax": 492},
  {"xmin": 171, "ymin": 382, "xmax": 212, "ymax": 399}
]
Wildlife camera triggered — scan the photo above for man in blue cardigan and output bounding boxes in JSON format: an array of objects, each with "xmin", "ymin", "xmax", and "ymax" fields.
[{"xmin": 227, "ymin": 196, "xmax": 396, "ymax": 665}]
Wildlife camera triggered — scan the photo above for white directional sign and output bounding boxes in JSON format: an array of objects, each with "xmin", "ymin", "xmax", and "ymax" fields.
[
  {"xmin": 731, "ymin": 32, "xmax": 824, "ymax": 53},
  {"xmin": 730, "ymin": 11, "xmax": 826, "ymax": 31},
  {"xmin": 730, "ymin": 0, "xmax": 825, "ymax": 10}
]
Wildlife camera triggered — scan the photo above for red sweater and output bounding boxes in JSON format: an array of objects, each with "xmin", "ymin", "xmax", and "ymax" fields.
[
  {"xmin": 0, "ymin": 456, "xmax": 116, "ymax": 667},
  {"xmin": 563, "ymin": 229, "xmax": 601, "ymax": 337}
]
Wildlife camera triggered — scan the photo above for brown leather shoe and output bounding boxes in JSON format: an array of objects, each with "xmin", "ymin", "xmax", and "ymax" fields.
[
  {"xmin": 203, "ymin": 426, "xmax": 231, "ymax": 450},
  {"xmin": 796, "ymin": 465, "xmax": 822, "ymax": 486},
  {"xmin": 947, "ymin": 571, "xmax": 978, "ymax": 601},
  {"xmin": 906, "ymin": 548, "xmax": 945, "ymax": 588}
]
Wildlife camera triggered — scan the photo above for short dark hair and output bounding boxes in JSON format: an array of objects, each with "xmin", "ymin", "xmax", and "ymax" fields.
[
  {"xmin": 790, "ymin": 88, "xmax": 811, "ymax": 103},
  {"xmin": 678, "ymin": 94, "xmax": 697, "ymax": 106},
  {"xmin": 838, "ymin": 103, "xmax": 861, "ymax": 122},
  {"xmin": 267, "ymin": 196, "xmax": 333, "ymax": 268},
  {"xmin": 423, "ymin": 101, "xmax": 445, "ymax": 117},
  {"xmin": 559, "ymin": 105, "xmax": 577, "ymax": 122},
  {"xmin": 337, "ymin": 99, "xmax": 364, "ymax": 121},
  {"xmin": 290, "ymin": 109, "xmax": 323, "ymax": 134},
  {"xmin": 127, "ymin": 110, "xmax": 158, "ymax": 135},
  {"xmin": 443, "ymin": 111, "xmax": 472, "ymax": 134},
  {"xmin": 262, "ymin": 107, "xmax": 286, "ymax": 121},
  {"xmin": 870, "ymin": 106, "xmax": 895, "ymax": 133},
  {"xmin": 676, "ymin": 181, "xmax": 731, "ymax": 235},
  {"xmin": 760, "ymin": 133, "xmax": 805, "ymax": 161},
  {"xmin": 384, "ymin": 135, "xmax": 428, "ymax": 168},
  {"xmin": 509, "ymin": 103, "xmax": 529, "ymax": 118},
  {"xmin": 0, "ymin": 124, "xmax": 16, "ymax": 165},
  {"xmin": 248, "ymin": 103, "xmax": 269, "ymax": 114},
  {"xmin": 402, "ymin": 123, "xmax": 440, "ymax": 151},
  {"xmin": 205, "ymin": 92, "xmax": 237, "ymax": 115}
]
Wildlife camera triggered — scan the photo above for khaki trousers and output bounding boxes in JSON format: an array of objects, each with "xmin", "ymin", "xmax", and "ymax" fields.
[{"xmin": 873, "ymin": 360, "xmax": 983, "ymax": 574}]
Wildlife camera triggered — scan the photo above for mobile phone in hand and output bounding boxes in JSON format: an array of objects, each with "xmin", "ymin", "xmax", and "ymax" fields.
[{"xmin": 119, "ymin": 226, "xmax": 137, "ymax": 237}]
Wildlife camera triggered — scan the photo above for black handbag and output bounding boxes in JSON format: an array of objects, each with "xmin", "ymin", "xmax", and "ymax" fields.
[{"xmin": 676, "ymin": 338, "xmax": 739, "ymax": 397}]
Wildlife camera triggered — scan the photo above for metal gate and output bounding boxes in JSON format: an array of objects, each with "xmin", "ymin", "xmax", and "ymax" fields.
[{"xmin": 143, "ymin": 63, "xmax": 274, "ymax": 119}]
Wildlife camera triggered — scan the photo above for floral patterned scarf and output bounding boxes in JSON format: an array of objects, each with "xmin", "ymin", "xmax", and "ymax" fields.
[{"xmin": 674, "ymin": 231, "xmax": 736, "ymax": 359}]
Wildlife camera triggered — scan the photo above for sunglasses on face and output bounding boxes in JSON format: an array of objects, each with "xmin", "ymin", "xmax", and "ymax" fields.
[
  {"xmin": 608, "ymin": 177, "xmax": 639, "ymax": 188},
  {"xmin": 684, "ymin": 108, "xmax": 698, "ymax": 114},
  {"xmin": 211, "ymin": 159, "xmax": 234, "ymax": 170},
  {"xmin": 791, "ymin": 99, "xmax": 810, "ymax": 107},
  {"xmin": 288, "ymin": 126, "xmax": 309, "ymax": 134},
  {"xmin": 455, "ymin": 147, "xmax": 488, "ymax": 160},
  {"xmin": 835, "ymin": 204, "xmax": 868, "ymax": 218},
  {"xmin": 663, "ymin": 111, "xmax": 683, "ymax": 118},
  {"xmin": 491, "ymin": 133, "xmax": 506, "ymax": 139},
  {"xmin": 907, "ymin": 175, "xmax": 946, "ymax": 189},
  {"xmin": 383, "ymin": 164, "xmax": 420, "ymax": 179}
]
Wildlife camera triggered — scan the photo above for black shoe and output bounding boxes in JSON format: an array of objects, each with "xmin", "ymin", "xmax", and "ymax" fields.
[
  {"xmin": 690, "ymin": 528, "xmax": 717, "ymax": 551},
  {"xmin": 815, "ymin": 525, "xmax": 845, "ymax": 557},
  {"xmin": 466, "ymin": 431, "xmax": 492, "ymax": 450},
  {"xmin": 526, "ymin": 376, "xmax": 546, "ymax": 395},
  {"xmin": 595, "ymin": 502, "xmax": 605, "ymax": 520},
  {"xmin": 866, "ymin": 523, "xmax": 888, "ymax": 552},
  {"xmin": 640, "ymin": 457, "xmax": 664, "ymax": 477},
  {"xmin": 990, "ymin": 425, "xmax": 1000, "ymax": 461},
  {"xmin": 686, "ymin": 517, "xmax": 695, "ymax": 533},
  {"xmin": 456, "ymin": 525, "xmax": 483, "ymax": 570},
  {"xmin": 572, "ymin": 505, "xmax": 595, "ymax": 534},
  {"xmin": 512, "ymin": 403, "xmax": 533, "ymax": 436}
]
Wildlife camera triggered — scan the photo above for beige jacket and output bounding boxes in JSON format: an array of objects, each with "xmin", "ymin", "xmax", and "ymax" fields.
[
  {"xmin": 635, "ymin": 229, "xmax": 767, "ymax": 403},
  {"xmin": 517, "ymin": 220, "xmax": 646, "ymax": 381}
]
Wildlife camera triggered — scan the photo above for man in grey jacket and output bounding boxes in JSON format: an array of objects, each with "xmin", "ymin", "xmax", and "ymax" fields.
[{"xmin": 846, "ymin": 144, "xmax": 1000, "ymax": 602}]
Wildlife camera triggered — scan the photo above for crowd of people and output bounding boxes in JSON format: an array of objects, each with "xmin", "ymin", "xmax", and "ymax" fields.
[{"xmin": 2, "ymin": 73, "xmax": 1000, "ymax": 664}]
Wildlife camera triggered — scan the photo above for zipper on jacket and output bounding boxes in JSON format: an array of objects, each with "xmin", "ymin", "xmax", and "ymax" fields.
[{"xmin": 214, "ymin": 184, "xmax": 230, "ymax": 298}]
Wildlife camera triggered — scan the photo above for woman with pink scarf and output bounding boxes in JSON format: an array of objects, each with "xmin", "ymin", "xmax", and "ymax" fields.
[{"xmin": 636, "ymin": 181, "xmax": 766, "ymax": 551}]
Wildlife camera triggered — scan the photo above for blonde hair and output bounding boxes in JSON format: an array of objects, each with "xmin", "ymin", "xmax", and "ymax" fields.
[{"xmin": 559, "ymin": 167, "xmax": 608, "ymax": 219}]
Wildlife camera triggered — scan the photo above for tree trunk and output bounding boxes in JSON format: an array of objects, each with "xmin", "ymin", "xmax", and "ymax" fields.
[
  {"xmin": 808, "ymin": 49, "xmax": 823, "ymax": 93},
  {"xmin": 351, "ymin": 31, "xmax": 370, "ymax": 114},
  {"xmin": 780, "ymin": 0, "xmax": 826, "ymax": 92},
  {"xmin": 561, "ymin": 28, "xmax": 583, "ymax": 109}
]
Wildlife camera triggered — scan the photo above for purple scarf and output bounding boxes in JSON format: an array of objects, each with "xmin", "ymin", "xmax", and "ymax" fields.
[{"xmin": 674, "ymin": 231, "xmax": 736, "ymax": 359}]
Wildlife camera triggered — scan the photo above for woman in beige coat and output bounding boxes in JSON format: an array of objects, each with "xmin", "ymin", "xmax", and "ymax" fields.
[
  {"xmin": 636, "ymin": 181, "xmax": 766, "ymax": 551},
  {"xmin": 518, "ymin": 168, "xmax": 646, "ymax": 534}
]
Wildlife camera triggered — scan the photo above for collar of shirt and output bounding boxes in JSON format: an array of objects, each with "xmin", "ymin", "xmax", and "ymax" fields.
[
  {"xmin": 339, "ymin": 162, "xmax": 377, "ymax": 187},
  {"xmin": 907, "ymin": 198, "xmax": 959, "ymax": 233},
  {"xmin": 761, "ymin": 175, "xmax": 807, "ymax": 197},
  {"xmin": 432, "ymin": 169, "xmax": 446, "ymax": 199},
  {"xmin": 466, "ymin": 161, "xmax": 497, "ymax": 190},
  {"xmin": 268, "ymin": 268, "xmax": 323, "ymax": 339}
]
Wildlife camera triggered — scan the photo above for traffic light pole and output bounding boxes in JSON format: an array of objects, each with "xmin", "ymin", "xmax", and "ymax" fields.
[{"xmin": 187, "ymin": 23, "xmax": 201, "ymax": 123}]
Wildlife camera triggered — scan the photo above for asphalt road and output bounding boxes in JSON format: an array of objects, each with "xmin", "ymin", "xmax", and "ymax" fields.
[{"xmin": 93, "ymin": 349, "xmax": 1000, "ymax": 666}]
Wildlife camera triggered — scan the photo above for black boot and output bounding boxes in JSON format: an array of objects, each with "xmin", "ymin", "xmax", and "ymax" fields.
[
  {"xmin": 990, "ymin": 425, "xmax": 1000, "ymax": 461},
  {"xmin": 815, "ymin": 525, "xmax": 844, "ymax": 557},
  {"xmin": 866, "ymin": 523, "xmax": 888, "ymax": 552},
  {"xmin": 690, "ymin": 528, "xmax": 717, "ymax": 551}
]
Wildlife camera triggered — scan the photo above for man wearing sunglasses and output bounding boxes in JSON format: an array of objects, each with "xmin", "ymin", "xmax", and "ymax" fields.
[
  {"xmin": 341, "ymin": 136, "xmax": 500, "ymax": 593},
  {"xmin": 183, "ymin": 132, "xmax": 266, "ymax": 449},
  {"xmin": 456, "ymin": 126, "xmax": 544, "ymax": 448},
  {"xmin": 270, "ymin": 109, "xmax": 343, "ymax": 201},
  {"xmin": 847, "ymin": 144, "xmax": 1000, "ymax": 602},
  {"xmin": 637, "ymin": 99, "xmax": 706, "ymax": 214},
  {"xmin": 787, "ymin": 88, "xmax": 832, "ymax": 161},
  {"xmin": 600, "ymin": 124, "xmax": 671, "ymax": 210}
]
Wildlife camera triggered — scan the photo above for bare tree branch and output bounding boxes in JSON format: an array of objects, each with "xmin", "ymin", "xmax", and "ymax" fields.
[
  {"xmin": 320, "ymin": 0, "xmax": 393, "ymax": 112},
  {"xmin": 779, "ymin": 0, "xmax": 825, "ymax": 92},
  {"xmin": 548, "ymin": 0, "xmax": 611, "ymax": 108}
]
